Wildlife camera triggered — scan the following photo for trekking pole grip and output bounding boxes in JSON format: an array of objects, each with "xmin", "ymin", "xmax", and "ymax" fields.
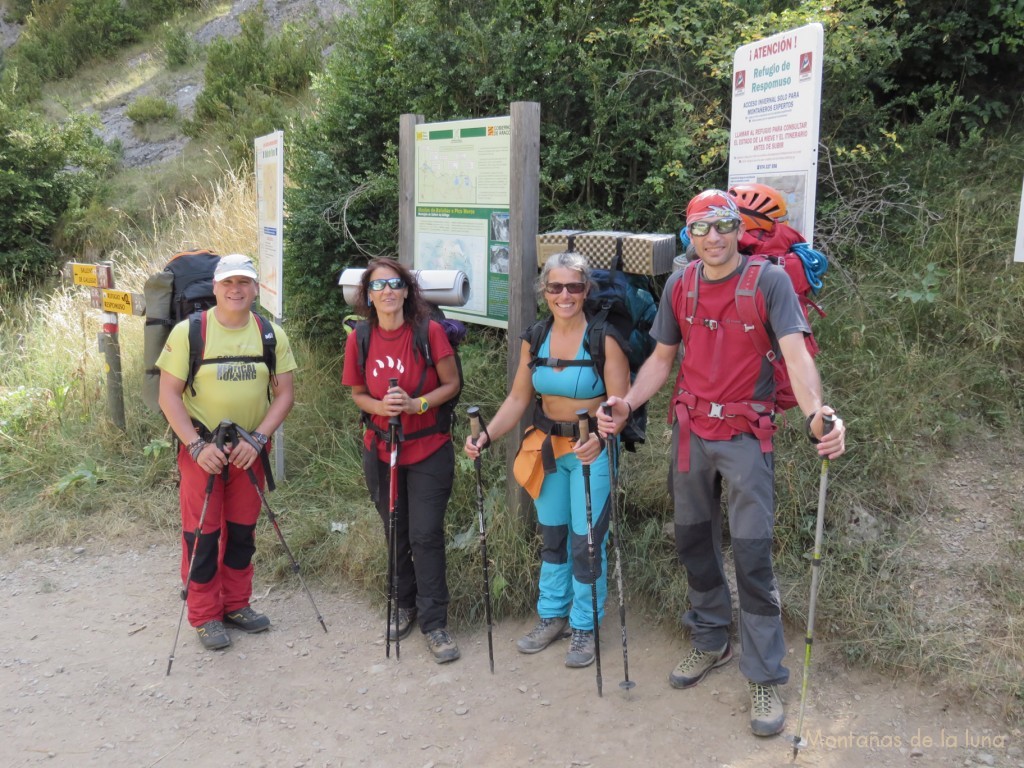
[
  {"xmin": 387, "ymin": 378, "xmax": 400, "ymax": 426},
  {"xmin": 822, "ymin": 412, "xmax": 836, "ymax": 436},
  {"xmin": 468, "ymin": 406, "xmax": 481, "ymax": 443},
  {"xmin": 576, "ymin": 408, "xmax": 590, "ymax": 443}
]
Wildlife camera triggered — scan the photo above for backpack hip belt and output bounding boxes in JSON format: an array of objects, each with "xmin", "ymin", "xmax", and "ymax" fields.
[
  {"xmin": 669, "ymin": 389, "xmax": 777, "ymax": 472},
  {"xmin": 532, "ymin": 407, "xmax": 595, "ymax": 475}
]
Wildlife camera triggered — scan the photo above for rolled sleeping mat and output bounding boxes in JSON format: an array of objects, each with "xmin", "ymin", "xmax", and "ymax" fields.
[{"xmin": 338, "ymin": 268, "xmax": 470, "ymax": 308}]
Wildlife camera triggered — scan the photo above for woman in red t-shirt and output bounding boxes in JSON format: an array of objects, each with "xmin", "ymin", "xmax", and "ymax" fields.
[{"xmin": 342, "ymin": 258, "xmax": 462, "ymax": 663}]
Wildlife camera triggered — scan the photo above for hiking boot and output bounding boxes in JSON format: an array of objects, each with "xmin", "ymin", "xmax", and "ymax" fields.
[
  {"xmin": 425, "ymin": 628, "xmax": 461, "ymax": 664},
  {"xmin": 196, "ymin": 619, "xmax": 231, "ymax": 650},
  {"xmin": 386, "ymin": 607, "xmax": 417, "ymax": 641},
  {"xmin": 223, "ymin": 606, "xmax": 271, "ymax": 633},
  {"xmin": 749, "ymin": 681, "xmax": 786, "ymax": 736},
  {"xmin": 516, "ymin": 616, "xmax": 570, "ymax": 654},
  {"xmin": 564, "ymin": 628, "xmax": 596, "ymax": 668},
  {"xmin": 668, "ymin": 641, "xmax": 733, "ymax": 689}
]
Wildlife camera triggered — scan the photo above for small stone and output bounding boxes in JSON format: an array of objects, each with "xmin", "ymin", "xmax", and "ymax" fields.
[
  {"xmin": 976, "ymin": 753, "xmax": 995, "ymax": 766},
  {"xmin": 454, "ymin": 706, "xmax": 468, "ymax": 715}
]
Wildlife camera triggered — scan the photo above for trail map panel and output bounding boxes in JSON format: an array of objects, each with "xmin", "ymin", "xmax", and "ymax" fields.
[{"xmin": 414, "ymin": 117, "xmax": 511, "ymax": 328}]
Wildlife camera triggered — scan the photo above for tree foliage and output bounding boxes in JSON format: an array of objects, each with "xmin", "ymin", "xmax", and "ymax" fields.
[{"xmin": 0, "ymin": 98, "xmax": 115, "ymax": 290}]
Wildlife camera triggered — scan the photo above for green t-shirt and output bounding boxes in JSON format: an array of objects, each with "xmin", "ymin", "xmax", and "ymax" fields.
[{"xmin": 156, "ymin": 311, "xmax": 297, "ymax": 433}]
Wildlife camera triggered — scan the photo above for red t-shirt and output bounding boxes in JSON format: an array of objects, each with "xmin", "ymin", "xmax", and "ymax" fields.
[{"xmin": 342, "ymin": 320, "xmax": 454, "ymax": 465}]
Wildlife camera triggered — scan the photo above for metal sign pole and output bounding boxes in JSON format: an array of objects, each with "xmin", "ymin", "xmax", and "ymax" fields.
[{"xmin": 97, "ymin": 261, "xmax": 126, "ymax": 431}]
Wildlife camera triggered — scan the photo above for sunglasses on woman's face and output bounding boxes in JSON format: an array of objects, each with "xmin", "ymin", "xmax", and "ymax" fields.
[
  {"xmin": 689, "ymin": 218, "xmax": 740, "ymax": 237},
  {"xmin": 368, "ymin": 277, "xmax": 406, "ymax": 291},
  {"xmin": 544, "ymin": 281, "xmax": 587, "ymax": 295}
]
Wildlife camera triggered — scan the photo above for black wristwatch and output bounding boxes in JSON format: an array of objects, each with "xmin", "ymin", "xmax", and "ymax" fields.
[{"xmin": 251, "ymin": 431, "xmax": 269, "ymax": 448}]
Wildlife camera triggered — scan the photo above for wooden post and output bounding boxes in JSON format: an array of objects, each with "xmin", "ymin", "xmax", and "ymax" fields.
[
  {"xmin": 398, "ymin": 113, "xmax": 425, "ymax": 268},
  {"xmin": 506, "ymin": 102, "xmax": 541, "ymax": 520},
  {"xmin": 98, "ymin": 260, "xmax": 126, "ymax": 431}
]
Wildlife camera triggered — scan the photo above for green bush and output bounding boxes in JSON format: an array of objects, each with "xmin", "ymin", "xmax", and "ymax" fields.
[
  {"xmin": 185, "ymin": 4, "xmax": 321, "ymax": 165},
  {"xmin": 125, "ymin": 95, "xmax": 178, "ymax": 124},
  {"xmin": 159, "ymin": 19, "xmax": 199, "ymax": 69}
]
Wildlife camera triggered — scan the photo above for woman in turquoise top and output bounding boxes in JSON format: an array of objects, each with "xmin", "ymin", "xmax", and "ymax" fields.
[{"xmin": 464, "ymin": 252, "xmax": 629, "ymax": 668}]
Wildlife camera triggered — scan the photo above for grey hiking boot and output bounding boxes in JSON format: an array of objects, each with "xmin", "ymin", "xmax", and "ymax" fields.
[
  {"xmin": 425, "ymin": 627, "xmax": 461, "ymax": 664},
  {"xmin": 516, "ymin": 616, "xmax": 570, "ymax": 654},
  {"xmin": 196, "ymin": 619, "xmax": 231, "ymax": 650},
  {"xmin": 749, "ymin": 681, "xmax": 786, "ymax": 736},
  {"xmin": 224, "ymin": 606, "xmax": 271, "ymax": 633},
  {"xmin": 386, "ymin": 607, "xmax": 417, "ymax": 641},
  {"xmin": 668, "ymin": 641, "xmax": 733, "ymax": 689},
  {"xmin": 564, "ymin": 628, "xmax": 596, "ymax": 668}
]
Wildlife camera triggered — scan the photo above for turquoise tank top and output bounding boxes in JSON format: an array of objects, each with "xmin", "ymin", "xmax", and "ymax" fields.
[{"xmin": 531, "ymin": 328, "xmax": 606, "ymax": 399}]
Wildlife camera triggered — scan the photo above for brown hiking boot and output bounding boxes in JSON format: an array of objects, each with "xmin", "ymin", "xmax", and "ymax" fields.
[
  {"xmin": 425, "ymin": 628, "xmax": 461, "ymax": 664},
  {"xmin": 516, "ymin": 616, "xmax": 570, "ymax": 654}
]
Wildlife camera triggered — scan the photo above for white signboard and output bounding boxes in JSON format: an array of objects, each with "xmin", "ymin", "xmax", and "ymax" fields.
[
  {"xmin": 1015, "ymin": 175, "xmax": 1024, "ymax": 263},
  {"xmin": 729, "ymin": 23, "xmax": 824, "ymax": 245},
  {"xmin": 255, "ymin": 130, "xmax": 285, "ymax": 318},
  {"xmin": 413, "ymin": 116, "xmax": 511, "ymax": 328}
]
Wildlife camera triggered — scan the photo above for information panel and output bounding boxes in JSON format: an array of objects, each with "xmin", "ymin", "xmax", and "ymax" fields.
[
  {"xmin": 729, "ymin": 23, "xmax": 824, "ymax": 245},
  {"xmin": 414, "ymin": 116, "xmax": 511, "ymax": 328},
  {"xmin": 255, "ymin": 130, "xmax": 285, "ymax": 318}
]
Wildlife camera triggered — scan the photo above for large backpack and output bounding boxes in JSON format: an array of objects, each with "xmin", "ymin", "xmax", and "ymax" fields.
[
  {"xmin": 678, "ymin": 221, "xmax": 828, "ymax": 411},
  {"xmin": 351, "ymin": 312, "xmax": 466, "ymax": 442},
  {"xmin": 143, "ymin": 249, "xmax": 220, "ymax": 412},
  {"xmin": 143, "ymin": 249, "xmax": 277, "ymax": 411},
  {"xmin": 527, "ymin": 255, "xmax": 657, "ymax": 451}
]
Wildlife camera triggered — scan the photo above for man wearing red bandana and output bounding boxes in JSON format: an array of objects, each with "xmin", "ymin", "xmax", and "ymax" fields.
[{"xmin": 599, "ymin": 189, "xmax": 846, "ymax": 737}]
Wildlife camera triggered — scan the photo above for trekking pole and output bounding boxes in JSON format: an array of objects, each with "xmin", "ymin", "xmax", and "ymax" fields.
[
  {"xmin": 231, "ymin": 424, "xmax": 328, "ymax": 634},
  {"xmin": 385, "ymin": 378, "xmax": 401, "ymax": 660},
  {"xmin": 467, "ymin": 406, "xmax": 495, "ymax": 674},
  {"xmin": 792, "ymin": 414, "xmax": 837, "ymax": 760},
  {"xmin": 601, "ymin": 402, "xmax": 635, "ymax": 692},
  {"xmin": 167, "ymin": 422, "xmax": 229, "ymax": 676},
  {"xmin": 576, "ymin": 408, "xmax": 603, "ymax": 698}
]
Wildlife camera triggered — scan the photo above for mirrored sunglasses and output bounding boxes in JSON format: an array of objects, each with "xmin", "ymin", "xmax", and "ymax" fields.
[
  {"xmin": 689, "ymin": 218, "xmax": 740, "ymax": 237},
  {"xmin": 368, "ymin": 277, "xmax": 406, "ymax": 291},
  {"xmin": 544, "ymin": 281, "xmax": 587, "ymax": 295}
]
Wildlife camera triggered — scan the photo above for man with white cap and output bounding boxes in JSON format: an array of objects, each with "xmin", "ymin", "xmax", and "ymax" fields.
[
  {"xmin": 157, "ymin": 253, "xmax": 297, "ymax": 652},
  {"xmin": 598, "ymin": 190, "xmax": 845, "ymax": 736}
]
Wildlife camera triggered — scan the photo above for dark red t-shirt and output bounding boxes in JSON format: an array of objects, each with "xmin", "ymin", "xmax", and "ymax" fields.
[{"xmin": 342, "ymin": 320, "xmax": 454, "ymax": 465}]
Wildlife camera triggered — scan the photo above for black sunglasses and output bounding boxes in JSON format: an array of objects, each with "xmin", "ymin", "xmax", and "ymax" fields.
[
  {"xmin": 545, "ymin": 281, "xmax": 587, "ymax": 295},
  {"xmin": 368, "ymin": 277, "xmax": 406, "ymax": 291},
  {"xmin": 689, "ymin": 218, "xmax": 741, "ymax": 237}
]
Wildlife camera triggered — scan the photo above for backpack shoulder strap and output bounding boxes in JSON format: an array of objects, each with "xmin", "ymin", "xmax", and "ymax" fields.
[
  {"xmin": 251, "ymin": 312, "xmax": 278, "ymax": 382},
  {"xmin": 526, "ymin": 316, "xmax": 592, "ymax": 370},
  {"xmin": 734, "ymin": 258, "xmax": 775, "ymax": 362},
  {"xmin": 677, "ymin": 260, "xmax": 701, "ymax": 345},
  {"xmin": 185, "ymin": 311, "xmax": 207, "ymax": 396},
  {"xmin": 355, "ymin": 320, "xmax": 371, "ymax": 376}
]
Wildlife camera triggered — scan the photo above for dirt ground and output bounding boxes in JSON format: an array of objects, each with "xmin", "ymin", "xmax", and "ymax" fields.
[{"xmin": 1, "ymin": 536, "xmax": 1020, "ymax": 768}]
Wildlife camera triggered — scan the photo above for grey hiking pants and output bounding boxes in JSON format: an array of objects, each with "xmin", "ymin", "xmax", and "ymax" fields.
[{"xmin": 670, "ymin": 425, "xmax": 789, "ymax": 686}]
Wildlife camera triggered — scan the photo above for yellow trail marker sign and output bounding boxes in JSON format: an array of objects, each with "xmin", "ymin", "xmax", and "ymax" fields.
[
  {"xmin": 89, "ymin": 288, "xmax": 145, "ymax": 316},
  {"xmin": 72, "ymin": 263, "xmax": 99, "ymax": 287}
]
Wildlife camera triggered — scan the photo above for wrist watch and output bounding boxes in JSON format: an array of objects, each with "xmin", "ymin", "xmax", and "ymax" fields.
[
  {"xmin": 418, "ymin": 397, "xmax": 429, "ymax": 415},
  {"xmin": 251, "ymin": 431, "xmax": 269, "ymax": 447}
]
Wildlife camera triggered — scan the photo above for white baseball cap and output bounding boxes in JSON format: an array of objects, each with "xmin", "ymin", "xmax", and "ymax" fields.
[{"xmin": 214, "ymin": 253, "xmax": 258, "ymax": 282}]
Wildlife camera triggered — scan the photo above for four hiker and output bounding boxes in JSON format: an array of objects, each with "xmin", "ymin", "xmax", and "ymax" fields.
[
  {"xmin": 341, "ymin": 258, "xmax": 463, "ymax": 663},
  {"xmin": 598, "ymin": 189, "xmax": 846, "ymax": 735},
  {"xmin": 157, "ymin": 253, "xmax": 297, "ymax": 651},
  {"xmin": 160, "ymin": 186, "xmax": 846, "ymax": 739},
  {"xmin": 463, "ymin": 252, "xmax": 630, "ymax": 668}
]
